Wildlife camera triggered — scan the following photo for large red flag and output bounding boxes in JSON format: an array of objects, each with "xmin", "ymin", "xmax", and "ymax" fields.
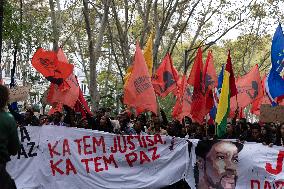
[
  {"xmin": 74, "ymin": 88, "xmax": 93, "ymax": 118},
  {"xmin": 187, "ymin": 48, "xmax": 206, "ymax": 123},
  {"xmin": 74, "ymin": 76, "xmax": 93, "ymax": 118},
  {"xmin": 48, "ymin": 103, "xmax": 63, "ymax": 115},
  {"xmin": 251, "ymin": 91, "xmax": 284, "ymax": 115},
  {"xmin": 230, "ymin": 65, "xmax": 263, "ymax": 115},
  {"xmin": 152, "ymin": 53, "xmax": 179, "ymax": 97},
  {"xmin": 32, "ymin": 48, "xmax": 74, "ymax": 84},
  {"xmin": 203, "ymin": 50, "xmax": 217, "ymax": 91},
  {"xmin": 47, "ymin": 74, "xmax": 80, "ymax": 108},
  {"xmin": 172, "ymin": 75, "xmax": 192, "ymax": 121},
  {"xmin": 203, "ymin": 50, "xmax": 218, "ymax": 117},
  {"xmin": 123, "ymin": 42, "xmax": 157, "ymax": 115},
  {"xmin": 251, "ymin": 76, "xmax": 271, "ymax": 115}
]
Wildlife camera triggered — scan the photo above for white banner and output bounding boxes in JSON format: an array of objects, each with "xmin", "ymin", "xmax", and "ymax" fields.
[
  {"xmin": 6, "ymin": 126, "xmax": 284, "ymax": 189},
  {"xmin": 7, "ymin": 126, "xmax": 189, "ymax": 189},
  {"xmin": 186, "ymin": 140, "xmax": 284, "ymax": 189}
]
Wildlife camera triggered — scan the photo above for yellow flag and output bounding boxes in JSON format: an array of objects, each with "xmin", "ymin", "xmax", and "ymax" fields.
[
  {"xmin": 143, "ymin": 33, "xmax": 153, "ymax": 76},
  {"xmin": 123, "ymin": 65, "xmax": 133, "ymax": 87}
]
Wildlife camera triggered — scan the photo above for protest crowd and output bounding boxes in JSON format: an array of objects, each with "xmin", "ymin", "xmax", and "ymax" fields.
[
  {"xmin": 7, "ymin": 105, "xmax": 284, "ymax": 147},
  {"xmin": 3, "ymin": 90, "xmax": 284, "ymax": 189},
  {"xmin": 1, "ymin": 21, "xmax": 284, "ymax": 189}
]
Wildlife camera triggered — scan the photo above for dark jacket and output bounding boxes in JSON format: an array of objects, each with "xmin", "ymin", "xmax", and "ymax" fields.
[{"xmin": 0, "ymin": 112, "xmax": 20, "ymax": 164}]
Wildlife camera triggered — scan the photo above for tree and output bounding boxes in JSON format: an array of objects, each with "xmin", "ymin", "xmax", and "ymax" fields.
[
  {"xmin": 82, "ymin": 0, "xmax": 110, "ymax": 110},
  {"xmin": 0, "ymin": 0, "xmax": 5, "ymax": 82}
]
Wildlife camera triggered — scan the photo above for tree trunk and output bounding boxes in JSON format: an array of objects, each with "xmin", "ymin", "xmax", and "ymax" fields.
[
  {"xmin": 76, "ymin": 36, "xmax": 90, "ymax": 90},
  {"xmin": 83, "ymin": 0, "xmax": 109, "ymax": 110},
  {"xmin": 0, "ymin": 0, "xmax": 4, "ymax": 82},
  {"xmin": 102, "ymin": 50, "xmax": 112, "ymax": 98},
  {"xmin": 10, "ymin": 45, "xmax": 17, "ymax": 88},
  {"xmin": 49, "ymin": 0, "xmax": 59, "ymax": 51}
]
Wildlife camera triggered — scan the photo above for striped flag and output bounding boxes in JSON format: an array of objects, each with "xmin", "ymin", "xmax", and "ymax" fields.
[
  {"xmin": 209, "ymin": 65, "xmax": 224, "ymax": 121},
  {"xmin": 215, "ymin": 51, "xmax": 237, "ymax": 138}
]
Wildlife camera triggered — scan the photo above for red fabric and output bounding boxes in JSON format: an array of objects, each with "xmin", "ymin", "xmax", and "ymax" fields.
[
  {"xmin": 48, "ymin": 103, "xmax": 63, "ymax": 115},
  {"xmin": 172, "ymin": 76, "xmax": 182, "ymax": 96},
  {"xmin": 172, "ymin": 75, "xmax": 192, "ymax": 121},
  {"xmin": 74, "ymin": 87, "xmax": 93, "ymax": 118},
  {"xmin": 187, "ymin": 48, "xmax": 206, "ymax": 123},
  {"xmin": 188, "ymin": 48, "xmax": 202, "ymax": 86},
  {"xmin": 203, "ymin": 50, "xmax": 218, "ymax": 90},
  {"xmin": 203, "ymin": 50, "xmax": 218, "ymax": 120},
  {"xmin": 31, "ymin": 48, "xmax": 74, "ymax": 81},
  {"xmin": 250, "ymin": 76, "xmax": 271, "ymax": 115},
  {"xmin": 230, "ymin": 65, "xmax": 263, "ymax": 117},
  {"xmin": 123, "ymin": 42, "xmax": 157, "ymax": 115},
  {"xmin": 225, "ymin": 50, "xmax": 238, "ymax": 97},
  {"xmin": 47, "ymin": 74, "xmax": 79, "ymax": 108},
  {"xmin": 152, "ymin": 53, "xmax": 179, "ymax": 97}
]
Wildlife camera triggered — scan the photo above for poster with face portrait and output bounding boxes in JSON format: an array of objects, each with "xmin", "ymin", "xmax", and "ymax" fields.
[{"xmin": 186, "ymin": 140, "xmax": 284, "ymax": 189}]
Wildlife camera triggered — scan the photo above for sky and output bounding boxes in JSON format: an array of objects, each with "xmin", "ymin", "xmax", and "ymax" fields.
[{"xmin": 60, "ymin": 0, "xmax": 283, "ymax": 42}]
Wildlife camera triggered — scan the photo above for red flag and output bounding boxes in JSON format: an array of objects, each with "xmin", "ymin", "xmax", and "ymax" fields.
[
  {"xmin": 123, "ymin": 42, "xmax": 157, "ymax": 114},
  {"xmin": 172, "ymin": 75, "xmax": 192, "ymax": 121},
  {"xmin": 230, "ymin": 65, "xmax": 263, "ymax": 115},
  {"xmin": 152, "ymin": 53, "xmax": 179, "ymax": 97},
  {"xmin": 47, "ymin": 74, "xmax": 80, "ymax": 108},
  {"xmin": 226, "ymin": 50, "xmax": 238, "ymax": 97},
  {"xmin": 32, "ymin": 48, "xmax": 74, "ymax": 84},
  {"xmin": 172, "ymin": 76, "xmax": 182, "ymax": 96},
  {"xmin": 74, "ymin": 76, "xmax": 92, "ymax": 118},
  {"xmin": 203, "ymin": 50, "xmax": 218, "ymax": 117},
  {"xmin": 203, "ymin": 50, "xmax": 217, "ymax": 91},
  {"xmin": 48, "ymin": 103, "xmax": 63, "ymax": 115},
  {"xmin": 74, "ymin": 87, "xmax": 93, "ymax": 118},
  {"xmin": 251, "ymin": 76, "xmax": 270, "ymax": 115},
  {"xmin": 187, "ymin": 48, "xmax": 206, "ymax": 123}
]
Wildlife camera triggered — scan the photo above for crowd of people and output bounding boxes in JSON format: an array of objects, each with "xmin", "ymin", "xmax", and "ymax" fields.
[
  {"xmin": 1, "ymin": 84, "xmax": 284, "ymax": 189},
  {"xmin": 8, "ymin": 102, "xmax": 284, "ymax": 147}
]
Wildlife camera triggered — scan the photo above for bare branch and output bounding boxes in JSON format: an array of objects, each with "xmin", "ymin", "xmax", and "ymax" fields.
[
  {"xmin": 259, "ymin": 51, "xmax": 270, "ymax": 69},
  {"xmin": 107, "ymin": 21, "xmax": 125, "ymax": 82},
  {"xmin": 170, "ymin": 0, "xmax": 202, "ymax": 55}
]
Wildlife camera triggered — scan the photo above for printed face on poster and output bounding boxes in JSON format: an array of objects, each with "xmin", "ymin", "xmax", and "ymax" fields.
[{"xmin": 193, "ymin": 140, "xmax": 243, "ymax": 189}]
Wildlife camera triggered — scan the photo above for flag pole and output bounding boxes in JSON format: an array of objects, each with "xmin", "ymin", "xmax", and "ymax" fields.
[
  {"xmin": 182, "ymin": 50, "xmax": 189, "ymax": 126},
  {"xmin": 205, "ymin": 114, "xmax": 208, "ymax": 137},
  {"xmin": 184, "ymin": 50, "xmax": 189, "ymax": 75}
]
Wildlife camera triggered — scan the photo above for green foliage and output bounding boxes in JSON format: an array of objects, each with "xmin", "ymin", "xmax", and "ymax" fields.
[
  {"xmin": 3, "ymin": 1, "xmax": 22, "ymax": 43},
  {"xmin": 158, "ymin": 94, "xmax": 176, "ymax": 120},
  {"xmin": 97, "ymin": 66, "xmax": 122, "ymax": 111},
  {"xmin": 1, "ymin": 0, "xmax": 283, "ymax": 116}
]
